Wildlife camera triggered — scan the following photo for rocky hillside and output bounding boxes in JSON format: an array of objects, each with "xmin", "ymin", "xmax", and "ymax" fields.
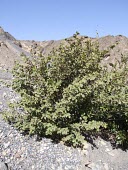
[
  {"xmin": 0, "ymin": 26, "xmax": 128, "ymax": 71},
  {"xmin": 0, "ymin": 27, "xmax": 128, "ymax": 170}
]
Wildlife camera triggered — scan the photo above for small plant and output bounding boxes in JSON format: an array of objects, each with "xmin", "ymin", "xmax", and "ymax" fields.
[
  {"xmin": 110, "ymin": 44, "xmax": 116, "ymax": 49},
  {"xmin": 2, "ymin": 32, "xmax": 128, "ymax": 147}
]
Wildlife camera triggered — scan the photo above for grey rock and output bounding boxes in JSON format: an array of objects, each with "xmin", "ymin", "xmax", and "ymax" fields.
[
  {"xmin": 0, "ymin": 26, "xmax": 15, "ymax": 41},
  {"xmin": 0, "ymin": 161, "xmax": 8, "ymax": 170}
]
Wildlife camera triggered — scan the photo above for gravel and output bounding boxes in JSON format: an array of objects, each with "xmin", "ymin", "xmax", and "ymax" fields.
[
  {"xmin": 0, "ymin": 114, "xmax": 84, "ymax": 170},
  {"xmin": 0, "ymin": 70, "xmax": 12, "ymax": 80}
]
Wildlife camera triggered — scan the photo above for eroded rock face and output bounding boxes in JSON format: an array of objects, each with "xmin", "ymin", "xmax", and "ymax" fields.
[
  {"xmin": 98, "ymin": 35, "xmax": 128, "ymax": 64},
  {"xmin": 0, "ymin": 27, "xmax": 5, "ymax": 34},
  {"xmin": 0, "ymin": 26, "xmax": 128, "ymax": 71},
  {"xmin": 0, "ymin": 27, "xmax": 16, "ymax": 41},
  {"xmin": 0, "ymin": 27, "xmax": 29, "ymax": 70}
]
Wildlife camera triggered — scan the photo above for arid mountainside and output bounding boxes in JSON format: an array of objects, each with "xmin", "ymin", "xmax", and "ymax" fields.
[
  {"xmin": 0, "ymin": 27, "xmax": 128, "ymax": 170},
  {"xmin": 0, "ymin": 26, "xmax": 128, "ymax": 71}
]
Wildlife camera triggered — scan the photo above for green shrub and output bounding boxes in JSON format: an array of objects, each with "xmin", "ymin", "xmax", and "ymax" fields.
[{"xmin": 3, "ymin": 32, "xmax": 128, "ymax": 147}]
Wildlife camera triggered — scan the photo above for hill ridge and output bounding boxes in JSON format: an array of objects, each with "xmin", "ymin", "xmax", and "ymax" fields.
[{"xmin": 0, "ymin": 27, "xmax": 128, "ymax": 70}]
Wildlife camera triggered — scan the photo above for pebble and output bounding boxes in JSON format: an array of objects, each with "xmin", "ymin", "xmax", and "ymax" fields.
[
  {"xmin": 103, "ymin": 163, "xmax": 109, "ymax": 170},
  {"xmin": 107, "ymin": 152, "xmax": 115, "ymax": 157},
  {"xmin": 0, "ymin": 162, "xmax": 8, "ymax": 170},
  {"xmin": 0, "ymin": 115, "xmax": 85, "ymax": 170}
]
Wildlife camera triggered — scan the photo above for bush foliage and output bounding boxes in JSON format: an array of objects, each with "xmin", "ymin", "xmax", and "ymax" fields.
[{"xmin": 3, "ymin": 32, "xmax": 128, "ymax": 147}]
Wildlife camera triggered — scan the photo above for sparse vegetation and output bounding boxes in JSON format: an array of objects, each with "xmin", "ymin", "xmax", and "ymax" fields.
[
  {"xmin": 110, "ymin": 44, "xmax": 116, "ymax": 49},
  {"xmin": 2, "ymin": 32, "xmax": 128, "ymax": 147}
]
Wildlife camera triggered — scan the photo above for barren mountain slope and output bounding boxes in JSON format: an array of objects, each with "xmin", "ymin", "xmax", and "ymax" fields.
[
  {"xmin": 0, "ymin": 27, "xmax": 128, "ymax": 71},
  {"xmin": 19, "ymin": 35, "xmax": 128, "ymax": 66},
  {"xmin": 98, "ymin": 35, "xmax": 128, "ymax": 64},
  {"xmin": 0, "ymin": 26, "xmax": 16, "ymax": 41}
]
